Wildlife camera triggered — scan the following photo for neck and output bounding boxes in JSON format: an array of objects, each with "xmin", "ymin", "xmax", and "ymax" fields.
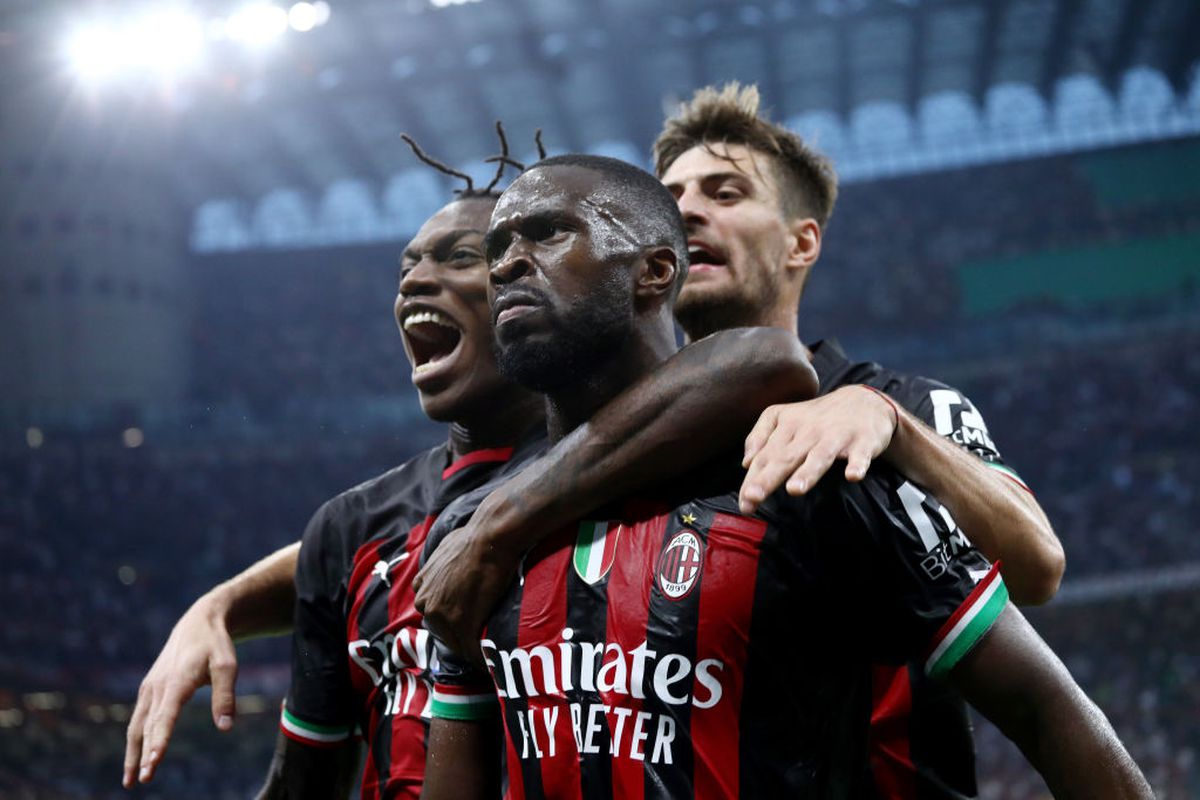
[
  {"xmin": 446, "ymin": 388, "xmax": 545, "ymax": 459},
  {"xmin": 543, "ymin": 325, "xmax": 677, "ymax": 442}
]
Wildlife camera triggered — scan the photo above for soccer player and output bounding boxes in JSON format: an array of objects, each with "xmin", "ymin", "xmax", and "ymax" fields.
[
  {"xmin": 123, "ymin": 146, "xmax": 819, "ymax": 793},
  {"xmin": 420, "ymin": 153, "xmax": 1150, "ymax": 799},
  {"xmin": 416, "ymin": 85, "xmax": 1064, "ymax": 797}
]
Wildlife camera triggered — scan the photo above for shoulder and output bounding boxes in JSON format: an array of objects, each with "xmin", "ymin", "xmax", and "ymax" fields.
[{"xmin": 306, "ymin": 445, "xmax": 446, "ymax": 548}]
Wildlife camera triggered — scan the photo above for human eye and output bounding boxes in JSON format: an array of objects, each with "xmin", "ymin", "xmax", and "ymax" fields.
[{"xmin": 714, "ymin": 183, "xmax": 745, "ymax": 202}]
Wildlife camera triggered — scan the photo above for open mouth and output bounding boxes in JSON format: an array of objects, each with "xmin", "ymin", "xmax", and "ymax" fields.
[
  {"xmin": 401, "ymin": 309, "xmax": 463, "ymax": 378},
  {"xmin": 687, "ymin": 242, "xmax": 727, "ymax": 271}
]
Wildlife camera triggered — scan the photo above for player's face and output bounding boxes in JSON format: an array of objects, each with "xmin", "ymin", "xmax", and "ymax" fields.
[
  {"xmin": 394, "ymin": 196, "xmax": 512, "ymax": 422},
  {"xmin": 661, "ymin": 143, "xmax": 795, "ymax": 332},
  {"xmin": 484, "ymin": 165, "xmax": 637, "ymax": 391}
]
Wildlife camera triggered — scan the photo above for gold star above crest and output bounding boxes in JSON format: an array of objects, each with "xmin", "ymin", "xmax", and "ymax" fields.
[{"xmin": 680, "ymin": 512, "xmax": 697, "ymax": 526}]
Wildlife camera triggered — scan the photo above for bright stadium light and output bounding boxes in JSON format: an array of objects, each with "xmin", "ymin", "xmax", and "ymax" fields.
[
  {"xmin": 288, "ymin": 2, "xmax": 318, "ymax": 32},
  {"xmin": 227, "ymin": 3, "xmax": 289, "ymax": 46},
  {"xmin": 129, "ymin": 11, "xmax": 205, "ymax": 74},
  {"xmin": 65, "ymin": 26, "xmax": 127, "ymax": 82}
]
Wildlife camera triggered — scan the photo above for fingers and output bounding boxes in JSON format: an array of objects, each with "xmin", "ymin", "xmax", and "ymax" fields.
[
  {"xmin": 784, "ymin": 446, "xmax": 840, "ymax": 496},
  {"xmin": 139, "ymin": 683, "xmax": 187, "ymax": 784},
  {"xmin": 123, "ymin": 686, "xmax": 150, "ymax": 788},
  {"xmin": 742, "ymin": 405, "xmax": 782, "ymax": 467},
  {"xmin": 209, "ymin": 644, "xmax": 239, "ymax": 731},
  {"xmin": 739, "ymin": 429, "xmax": 806, "ymax": 513},
  {"xmin": 842, "ymin": 440, "xmax": 877, "ymax": 482}
]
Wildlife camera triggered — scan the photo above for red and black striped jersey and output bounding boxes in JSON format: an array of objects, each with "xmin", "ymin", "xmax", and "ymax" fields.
[
  {"xmin": 430, "ymin": 458, "xmax": 1008, "ymax": 799},
  {"xmin": 283, "ymin": 434, "xmax": 544, "ymax": 799},
  {"xmin": 811, "ymin": 339, "xmax": 1029, "ymax": 800}
]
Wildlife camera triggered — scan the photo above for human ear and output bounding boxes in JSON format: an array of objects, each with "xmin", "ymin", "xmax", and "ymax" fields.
[
  {"xmin": 785, "ymin": 218, "xmax": 821, "ymax": 274},
  {"xmin": 634, "ymin": 247, "xmax": 679, "ymax": 307}
]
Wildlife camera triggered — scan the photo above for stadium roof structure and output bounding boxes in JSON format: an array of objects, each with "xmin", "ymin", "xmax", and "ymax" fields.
[{"xmin": 2, "ymin": 0, "xmax": 1199, "ymax": 251}]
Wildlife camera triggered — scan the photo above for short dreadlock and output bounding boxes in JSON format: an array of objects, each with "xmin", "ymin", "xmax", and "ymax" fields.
[{"xmin": 400, "ymin": 123, "xmax": 548, "ymax": 199}]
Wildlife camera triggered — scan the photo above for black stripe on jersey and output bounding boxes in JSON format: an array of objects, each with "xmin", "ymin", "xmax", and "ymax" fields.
[
  {"xmin": 641, "ymin": 513, "xmax": 700, "ymax": 800},
  {"xmin": 736, "ymin": 503, "xmax": 872, "ymax": 799}
]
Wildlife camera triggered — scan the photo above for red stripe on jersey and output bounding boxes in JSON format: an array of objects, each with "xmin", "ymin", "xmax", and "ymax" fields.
[
  {"xmin": 347, "ymin": 537, "xmax": 389, "ymax": 696},
  {"xmin": 516, "ymin": 539, "xmax": 580, "ymax": 800},
  {"xmin": 691, "ymin": 512, "xmax": 768, "ymax": 800},
  {"xmin": 386, "ymin": 515, "xmax": 436, "ymax": 798},
  {"xmin": 869, "ymin": 664, "xmax": 917, "ymax": 799},
  {"xmin": 604, "ymin": 507, "xmax": 669, "ymax": 800},
  {"xmin": 442, "ymin": 447, "xmax": 515, "ymax": 480}
]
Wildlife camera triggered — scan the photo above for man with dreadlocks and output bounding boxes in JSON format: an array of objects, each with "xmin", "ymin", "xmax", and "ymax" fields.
[{"xmin": 122, "ymin": 129, "xmax": 819, "ymax": 797}]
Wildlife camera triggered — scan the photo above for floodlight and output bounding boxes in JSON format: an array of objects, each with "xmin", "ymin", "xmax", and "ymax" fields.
[
  {"xmin": 227, "ymin": 3, "xmax": 289, "ymax": 46},
  {"xmin": 65, "ymin": 27, "xmax": 126, "ymax": 81},
  {"xmin": 289, "ymin": 3, "xmax": 318, "ymax": 32}
]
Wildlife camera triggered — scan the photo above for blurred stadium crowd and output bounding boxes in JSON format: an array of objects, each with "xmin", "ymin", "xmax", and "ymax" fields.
[{"xmin": 1, "ymin": 137, "xmax": 1198, "ymax": 798}]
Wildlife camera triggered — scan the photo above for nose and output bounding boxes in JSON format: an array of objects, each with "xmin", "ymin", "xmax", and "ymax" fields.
[
  {"xmin": 399, "ymin": 255, "xmax": 439, "ymax": 297},
  {"xmin": 489, "ymin": 239, "xmax": 533, "ymax": 287},
  {"xmin": 674, "ymin": 184, "xmax": 709, "ymax": 228}
]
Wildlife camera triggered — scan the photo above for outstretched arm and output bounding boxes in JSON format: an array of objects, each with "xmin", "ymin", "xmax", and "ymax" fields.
[
  {"xmin": 124, "ymin": 541, "xmax": 300, "ymax": 788},
  {"xmin": 416, "ymin": 326, "xmax": 817, "ymax": 661},
  {"xmin": 951, "ymin": 606, "xmax": 1151, "ymax": 798},
  {"xmin": 254, "ymin": 730, "xmax": 360, "ymax": 800},
  {"xmin": 739, "ymin": 385, "xmax": 1064, "ymax": 604}
]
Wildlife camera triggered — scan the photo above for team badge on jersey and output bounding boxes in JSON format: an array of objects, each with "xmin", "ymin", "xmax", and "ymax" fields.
[
  {"xmin": 657, "ymin": 529, "xmax": 705, "ymax": 600},
  {"xmin": 573, "ymin": 520, "xmax": 620, "ymax": 584}
]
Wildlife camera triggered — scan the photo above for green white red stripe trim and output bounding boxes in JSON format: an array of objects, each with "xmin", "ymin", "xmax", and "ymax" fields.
[
  {"xmin": 430, "ymin": 683, "xmax": 497, "ymax": 721},
  {"xmin": 985, "ymin": 461, "xmax": 1031, "ymax": 492},
  {"xmin": 924, "ymin": 562, "xmax": 1008, "ymax": 679},
  {"xmin": 279, "ymin": 707, "xmax": 352, "ymax": 747},
  {"xmin": 572, "ymin": 520, "xmax": 618, "ymax": 585}
]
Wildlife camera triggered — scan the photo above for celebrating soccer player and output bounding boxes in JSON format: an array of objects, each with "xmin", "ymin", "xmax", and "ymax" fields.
[{"xmin": 419, "ymin": 153, "xmax": 1149, "ymax": 799}]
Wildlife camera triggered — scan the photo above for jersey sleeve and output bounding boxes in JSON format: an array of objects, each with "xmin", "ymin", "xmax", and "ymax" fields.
[
  {"xmin": 834, "ymin": 468, "xmax": 1010, "ymax": 679},
  {"xmin": 893, "ymin": 378, "xmax": 1030, "ymax": 492},
  {"xmin": 429, "ymin": 636, "xmax": 499, "ymax": 722},
  {"xmin": 281, "ymin": 499, "xmax": 356, "ymax": 747}
]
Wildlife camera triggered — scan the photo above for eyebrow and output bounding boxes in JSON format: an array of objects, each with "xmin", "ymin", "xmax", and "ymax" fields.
[
  {"xmin": 401, "ymin": 228, "xmax": 484, "ymax": 262},
  {"xmin": 664, "ymin": 170, "xmax": 752, "ymax": 190}
]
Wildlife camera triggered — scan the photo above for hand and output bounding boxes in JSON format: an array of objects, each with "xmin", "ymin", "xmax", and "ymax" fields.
[
  {"xmin": 123, "ymin": 590, "xmax": 239, "ymax": 788},
  {"xmin": 738, "ymin": 385, "xmax": 899, "ymax": 513},
  {"xmin": 414, "ymin": 497, "xmax": 523, "ymax": 669}
]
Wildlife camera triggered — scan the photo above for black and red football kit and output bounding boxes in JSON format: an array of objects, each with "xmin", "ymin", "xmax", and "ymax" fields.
[
  {"xmin": 810, "ymin": 339, "xmax": 1031, "ymax": 800},
  {"xmin": 429, "ymin": 453, "xmax": 1009, "ymax": 798},
  {"xmin": 282, "ymin": 434, "xmax": 543, "ymax": 799}
]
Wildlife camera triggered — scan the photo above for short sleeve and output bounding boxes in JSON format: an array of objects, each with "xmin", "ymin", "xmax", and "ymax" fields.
[
  {"xmin": 898, "ymin": 379, "xmax": 1030, "ymax": 492},
  {"xmin": 835, "ymin": 467, "xmax": 1009, "ymax": 679},
  {"xmin": 281, "ymin": 500, "xmax": 356, "ymax": 747}
]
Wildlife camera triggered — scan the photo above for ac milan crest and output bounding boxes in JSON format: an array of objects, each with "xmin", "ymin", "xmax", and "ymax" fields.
[{"xmin": 657, "ymin": 529, "xmax": 705, "ymax": 600}]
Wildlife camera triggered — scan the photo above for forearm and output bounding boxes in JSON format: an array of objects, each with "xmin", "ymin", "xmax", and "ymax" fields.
[
  {"xmin": 884, "ymin": 408, "xmax": 1063, "ymax": 604},
  {"xmin": 955, "ymin": 609, "xmax": 1150, "ymax": 798},
  {"xmin": 208, "ymin": 542, "xmax": 301, "ymax": 640},
  {"xmin": 256, "ymin": 730, "xmax": 359, "ymax": 800},
  {"xmin": 479, "ymin": 327, "xmax": 817, "ymax": 552},
  {"xmin": 422, "ymin": 718, "xmax": 501, "ymax": 800}
]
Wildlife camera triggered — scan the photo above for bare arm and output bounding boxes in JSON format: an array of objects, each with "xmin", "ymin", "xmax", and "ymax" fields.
[
  {"xmin": 739, "ymin": 385, "xmax": 1064, "ymax": 605},
  {"xmin": 415, "ymin": 327, "xmax": 818, "ymax": 659},
  {"xmin": 951, "ymin": 606, "xmax": 1151, "ymax": 799},
  {"xmin": 421, "ymin": 717, "xmax": 502, "ymax": 800},
  {"xmin": 254, "ymin": 730, "xmax": 360, "ymax": 800},
  {"xmin": 124, "ymin": 541, "xmax": 300, "ymax": 788},
  {"xmin": 884, "ymin": 402, "xmax": 1063, "ymax": 604}
]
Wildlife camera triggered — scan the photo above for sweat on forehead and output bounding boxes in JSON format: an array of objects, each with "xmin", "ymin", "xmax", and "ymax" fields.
[{"xmin": 498, "ymin": 155, "xmax": 688, "ymax": 262}]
